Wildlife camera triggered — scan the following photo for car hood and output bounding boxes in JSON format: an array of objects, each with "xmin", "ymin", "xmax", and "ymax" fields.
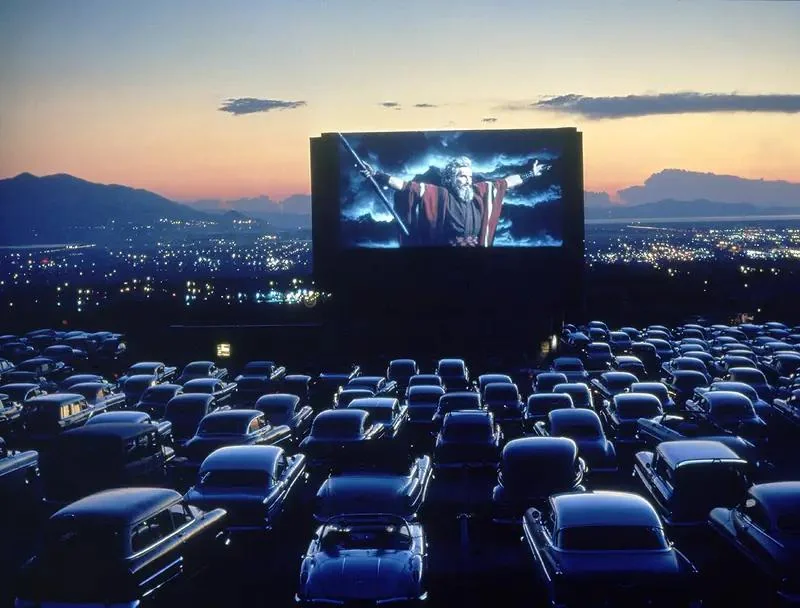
[
  {"xmin": 316, "ymin": 474, "xmax": 411, "ymax": 517},
  {"xmin": 305, "ymin": 551, "xmax": 415, "ymax": 600}
]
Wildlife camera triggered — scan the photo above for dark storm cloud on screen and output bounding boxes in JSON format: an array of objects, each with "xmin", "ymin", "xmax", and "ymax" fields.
[
  {"xmin": 500, "ymin": 92, "xmax": 800, "ymax": 119},
  {"xmin": 338, "ymin": 129, "xmax": 566, "ymax": 249},
  {"xmin": 218, "ymin": 98, "xmax": 307, "ymax": 115}
]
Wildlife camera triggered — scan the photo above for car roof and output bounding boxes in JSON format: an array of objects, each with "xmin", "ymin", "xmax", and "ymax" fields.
[
  {"xmin": 702, "ymin": 391, "xmax": 753, "ymax": 406},
  {"xmin": 444, "ymin": 410, "xmax": 491, "ymax": 424},
  {"xmin": 656, "ymin": 440, "xmax": 744, "ymax": 468},
  {"xmin": 749, "ymin": 482, "xmax": 800, "ymax": 520},
  {"xmin": 552, "ymin": 491, "xmax": 662, "ymax": 530},
  {"xmin": 199, "ymin": 445, "xmax": 283, "ymax": 473},
  {"xmin": 347, "ymin": 397, "xmax": 399, "ymax": 409},
  {"xmin": 548, "ymin": 408, "xmax": 600, "ymax": 425},
  {"xmin": 202, "ymin": 409, "xmax": 260, "ymax": 422},
  {"xmin": 315, "ymin": 409, "xmax": 368, "ymax": 423},
  {"xmin": 407, "ymin": 385, "xmax": 445, "ymax": 396},
  {"xmin": 61, "ymin": 422, "xmax": 153, "ymax": 441},
  {"xmin": 87, "ymin": 411, "xmax": 149, "ymax": 424},
  {"xmin": 52, "ymin": 487, "xmax": 182, "ymax": 526},
  {"xmin": 503, "ymin": 437, "xmax": 577, "ymax": 462},
  {"xmin": 256, "ymin": 393, "xmax": 300, "ymax": 406},
  {"xmin": 26, "ymin": 393, "xmax": 85, "ymax": 405},
  {"xmin": 144, "ymin": 383, "xmax": 182, "ymax": 392},
  {"xmin": 128, "ymin": 362, "xmax": 164, "ymax": 369},
  {"xmin": 168, "ymin": 393, "xmax": 214, "ymax": 405}
]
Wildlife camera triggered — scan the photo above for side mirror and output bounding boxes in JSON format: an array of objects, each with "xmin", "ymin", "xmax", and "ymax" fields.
[
  {"xmin": 529, "ymin": 508, "xmax": 542, "ymax": 523},
  {"xmin": 645, "ymin": 461, "xmax": 652, "ymax": 469}
]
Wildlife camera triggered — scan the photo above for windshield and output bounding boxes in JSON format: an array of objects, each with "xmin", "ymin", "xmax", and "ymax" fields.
[
  {"xmin": 312, "ymin": 418, "xmax": 360, "ymax": 439},
  {"xmin": 0, "ymin": 386, "xmax": 29, "ymax": 401},
  {"xmin": 438, "ymin": 363, "xmax": 464, "ymax": 376},
  {"xmin": 711, "ymin": 401, "xmax": 755, "ymax": 418},
  {"xmin": 199, "ymin": 469, "xmax": 269, "ymax": 488},
  {"xmin": 558, "ymin": 526, "xmax": 668, "ymax": 551},
  {"xmin": 320, "ymin": 524, "xmax": 411, "ymax": 552},
  {"xmin": 555, "ymin": 361, "xmax": 583, "ymax": 371},
  {"xmin": 198, "ymin": 417, "xmax": 246, "ymax": 435}
]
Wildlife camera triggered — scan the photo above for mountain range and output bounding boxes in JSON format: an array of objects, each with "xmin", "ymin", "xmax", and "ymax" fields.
[{"xmin": 1, "ymin": 170, "xmax": 799, "ymax": 245}]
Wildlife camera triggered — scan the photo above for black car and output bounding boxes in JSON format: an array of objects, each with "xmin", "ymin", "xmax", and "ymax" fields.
[
  {"xmin": 232, "ymin": 361, "xmax": 286, "ymax": 406},
  {"xmin": 533, "ymin": 409, "xmax": 618, "ymax": 474},
  {"xmin": 406, "ymin": 374, "xmax": 444, "ymax": 394},
  {"xmin": 386, "ymin": 358, "xmax": 419, "ymax": 393},
  {"xmin": 311, "ymin": 368, "xmax": 361, "ymax": 410},
  {"xmin": 185, "ymin": 445, "xmax": 306, "ymax": 532},
  {"xmin": 176, "ymin": 360, "xmax": 228, "ymax": 385},
  {"xmin": 0, "ymin": 436, "xmax": 39, "ymax": 504},
  {"xmin": 523, "ymin": 393, "xmax": 574, "ymax": 432},
  {"xmin": 633, "ymin": 440, "xmax": 751, "ymax": 526},
  {"xmin": 590, "ymin": 371, "xmax": 639, "ymax": 405},
  {"xmin": 433, "ymin": 410, "xmax": 502, "ymax": 473},
  {"xmin": 345, "ymin": 376, "xmax": 398, "ymax": 398},
  {"xmin": 708, "ymin": 481, "xmax": 800, "ymax": 602},
  {"xmin": 298, "ymin": 409, "xmax": 385, "ymax": 476},
  {"xmin": 69, "ymin": 381, "xmax": 127, "ymax": 412},
  {"xmin": 254, "ymin": 393, "xmax": 314, "ymax": 444},
  {"xmin": 118, "ymin": 361, "xmax": 177, "ymax": 385},
  {"xmin": 406, "ymin": 385, "xmax": 446, "ymax": 432},
  {"xmin": 552, "ymin": 382, "xmax": 594, "ymax": 410},
  {"xmin": 436, "ymin": 358, "xmax": 471, "ymax": 392},
  {"xmin": 663, "ymin": 370, "xmax": 710, "ymax": 409},
  {"xmin": 523, "ymin": 491, "xmax": 700, "ymax": 607},
  {"xmin": 135, "ymin": 383, "xmax": 184, "ymax": 419},
  {"xmin": 122, "ymin": 374, "xmax": 159, "ymax": 408},
  {"xmin": 483, "ymin": 382, "xmax": 524, "ymax": 436},
  {"xmin": 582, "ymin": 342, "xmax": 614, "ymax": 373},
  {"xmin": 332, "ymin": 387, "xmax": 375, "ymax": 409},
  {"xmin": 346, "ymin": 397, "xmax": 407, "ymax": 439},
  {"xmin": 491, "ymin": 437, "xmax": 586, "ymax": 523},
  {"xmin": 684, "ymin": 391, "xmax": 768, "ymax": 445},
  {"xmin": 612, "ymin": 355, "xmax": 647, "ymax": 379},
  {"xmin": 476, "ymin": 373, "xmax": 513, "ymax": 397},
  {"xmin": 15, "ymin": 487, "xmax": 229, "ymax": 606},
  {"xmin": 282, "ymin": 374, "xmax": 312, "ymax": 405},
  {"xmin": 23, "ymin": 393, "xmax": 94, "ymax": 448},
  {"xmin": 550, "ymin": 357, "xmax": 590, "ymax": 384},
  {"xmin": 164, "ymin": 393, "xmax": 228, "ymax": 449},
  {"xmin": 629, "ymin": 381, "xmax": 676, "ymax": 412},
  {"xmin": 532, "ymin": 372, "xmax": 569, "ymax": 394},
  {"xmin": 432, "ymin": 391, "xmax": 483, "ymax": 428},
  {"xmin": 40, "ymin": 423, "xmax": 173, "ymax": 507},
  {"xmin": 182, "ymin": 377, "xmax": 238, "ymax": 408},
  {"xmin": 85, "ymin": 410, "xmax": 175, "ymax": 447}
]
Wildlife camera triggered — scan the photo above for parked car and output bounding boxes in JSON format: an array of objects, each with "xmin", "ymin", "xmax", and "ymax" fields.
[
  {"xmin": 590, "ymin": 371, "xmax": 639, "ymax": 404},
  {"xmin": 406, "ymin": 374, "xmax": 444, "ymax": 394},
  {"xmin": 550, "ymin": 356, "xmax": 590, "ymax": 384},
  {"xmin": 386, "ymin": 358, "xmax": 419, "ymax": 393},
  {"xmin": 523, "ymin": 393, "xmax": 574, "ymax": 432},
  {"xmin": 522, "ymin": 491, "xmax": 700, "ymax": 607},
  {"xmin": 60, "ymin": 373, "xmax": 109, "ymax": 390},
  {"xmin": 600, "ymin": 392, "xmax": 663, "ymax": 444},
  {"xmin": 345, "ymin": 376, "xmax": 398, "ymax": 398},
  {"xmin": 121, "ymin": 374, "xmax": 159, "ymax": 407},
  {"xmin": 630, "ymin": 341, "xmax": 662, "ymax": 378},
  {"xmin": 311, "ymin": 368, "xmax": 361, "ymax": 410},
  {"xmin": 41, "ymin": 423, "xmax": 173, "ymax": 507},
  {"xmin": 134, "ymin": 383, "xmax": 184, "ymax": 419},
  {"xmin": 432, "ymin": 391, "xmax": 482, "ymax": 428},
  {"xmin": 663, "ymin": 370, "xmax": 710, "ymax": 408},
  {"xmin": 232, "ymin": 361, "xmax": 286, "ymax": 405},
  {"xmin": 68, "ymin": 381, "xmax": 127, "ymax": 412},
  {"xmin": 298, "ymin": 409, "xmax": 385, "ymax": 476},
  {"xmin": 552, "ymin": 382, "xmax": 594, "ymax": 410},
  {"xmin": 164, "ymin": 393, "xmax": 228, "ymax": 449},
  {"xmin": 491, "ymin": 437, "xmax": 586, "ymax": 523},
  {"xmin": 254, "ymin": 393, "xmax": 314, "ymax": 444},
  {"xmin": 433, "ymin": 410, "xmax": 502, "ymax": 473},
  {"xmin": 346, "ymin": 397, "xmax": 408, "ymax": 439},
  {"xmin": 612, "ymin": 355, "xmax": 647, "ymax": 379},
  {"xmin": 436, "ymin": 358, "xmax": 471, "ymax": 392},
  {"xmin": 533, "ymin": 372, "xmax": 569, "ymax": 394},
  {"xmin": 406, "ymin": 385, "xmax": 445, "ymax": 433},
  {"xmin": 297, "ymin": 514, "xmax": 428, "ymax": 606},
  {"xmin": 182, "ymin": 377, "xmax": 238, "ymax": 408},
  {"xmin": 533, "ymin": 409, "xmax": 618, "ymax": 474},
  {"xmin": 282, "ymin": 374, "xmax": 312, "ymax": 405},
  {"xmin": 683, "ymin": 391, "xmax": 768, "ymax": 445},
  {"xmin": 708, "ymin": 481, "xmax": 800, "ymax": 602},
  {"xmin": 23, "ymin": 393, "xmax": 93, "ymax": 448},
  {"xmin": 482, "ymin": 382, "xmax": 524, "ymax": 436},
  {"xmin": 0, "ymin": 436, "xmax": 39, "ymax": 503},
  {"xmin": 581, "ymin": 342, "xmax": 614, "ymax": 373},
  {"xmin": 693, "ymin": 381, "xmax": 772, "ymax": 421},
  {"xmin": 118, "ymin": 361, "xmax": 177, "ymax": 385},
  {"xmin": 176, "ymin": 409, "xmax": 292, "ymax": 475},
  {"xmin": 629, "ymin": 381, "xmax": 676, "ymax": 412},
  {"xmin": 85, "ymin": 410, "xmax": 174, "ymax": 447},
  {"xmin": 176, "ymin": 360, "xmax": 228, "ymax": 384},
  {"xmin": 608, "ymin": 331, "xmax": 633, "ymax": 354},
  {"xmin": 332, "ymin": 387, "xmax": 375, "ymax": 409},
  {"xmin": 14, "ymin": 487, "xmax": 229, "ymax": 606},
  {"xmin": 724, "ymin": 367, "xmax": 775, "ymax": 402},
  {"xmin": 185, "ymin": 445, "xmax": 306, "ymax": 532},
  {"xmin": 0, "ymin": 389, "xmax": 27, "ymax": 437},
  {"xmin": 771, "ymin": 389, "xmax": 800, "ymax": 433},
  {"xmin": 313, "ymin": 444, "xmax": 433, "ymax": 522},
  {"xmin": 476, "ymin": 373, "xmax": 513, "ymax": 396},
  {"xmin": 633, "ymin": 440, "xmax": 751, "ymax": 526}
]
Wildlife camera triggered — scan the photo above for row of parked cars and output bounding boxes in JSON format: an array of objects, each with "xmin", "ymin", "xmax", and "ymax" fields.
[{"xmin": 3, "ymin": 319, "xmax": 800, "ymax": 607}]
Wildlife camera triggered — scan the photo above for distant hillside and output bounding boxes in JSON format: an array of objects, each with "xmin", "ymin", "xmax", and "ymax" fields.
[
  {"xmin": 184, "ymin": 193, "xmax": 311, "ymax": 228},
  {"xmin": 585, "ymin": 198, "xmax": 800, "ymax": 220}
]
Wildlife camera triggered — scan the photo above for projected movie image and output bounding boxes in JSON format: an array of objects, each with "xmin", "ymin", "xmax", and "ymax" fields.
[{"xmin": 338, "ymin": 129, "xmax": 567, "ymax": 248}]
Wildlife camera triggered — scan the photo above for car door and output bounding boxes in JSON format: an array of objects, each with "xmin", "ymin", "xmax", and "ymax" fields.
[
  {"xmin": 736, "ymin": 502, "xmax": 780, "ymax": 576},
  {"xmin": 130, "ymin": 508, "xmax": 185, "ymax": 599}
]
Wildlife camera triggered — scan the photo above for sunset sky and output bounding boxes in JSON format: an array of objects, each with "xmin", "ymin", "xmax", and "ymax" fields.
[{"xmin": 1, "ymin": 0, "xmax": 799, "ymax": 202}]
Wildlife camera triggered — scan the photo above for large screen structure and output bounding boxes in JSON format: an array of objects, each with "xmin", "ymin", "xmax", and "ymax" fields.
[{"xmin": 337, "ymin": 129, "xmax": 566, "ymax": 249}]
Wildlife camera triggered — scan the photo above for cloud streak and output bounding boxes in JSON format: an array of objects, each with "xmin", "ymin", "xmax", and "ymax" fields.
[
  {"xmin": 500, "ymin": 92, "xmax": 800, "ymax": 119},
  {"xmin": 482, "ymin": 117, "xmax": 498, "ymax": 123},
  {"xmin": 219, "ymin": 97, "xmax": 306, "ymax": 115},
  {"xmin": 379, "ymin": 101, "xmax": 401, "ymax": 109},
  {"xmin": 414, "ymin": 103, "xmax": 438, "ymax": 108}
]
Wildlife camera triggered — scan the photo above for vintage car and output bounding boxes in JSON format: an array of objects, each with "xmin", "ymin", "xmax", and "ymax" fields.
[
  {"xmin": 724, "ymin": 366, "xmax": 775, "ymax": 402},
  {"xmin": 406, "ymin": 374, "xmax": 444, "ymax": 393},
  {"xmin": 3, "ymin": 370, "xmax": 53, "ymax": 392},
  {"xmin": 345, "ymin": 376, "xmax": 398, "ymax": 397},
  {"xmin": 663, "ymin": 370, "xmax": 710, "ymax": 409},
  {"xmin": 406, "ymin": 385, "xmax": 446, "ymax": 433},
  {"xmin": 386, "ymin": 359, "xmax": 419, "ymax": 393},
  {"xmin": 612, "ymin": 355, "xmax": 647, "ymax": 379},
  {"xmin": 118, "ymin": 361, "xmax": 177, "ymax": 385},
  {"xmin": 608, "ymin": 330, "xmax": 633, "ymax": 354},
  {"xmin": 282, "ymin": 374, "xmax": 312, "ymax": 404},
  {"xmin": 41, "ymin": 344, "xmax": 88, "ymax": 368},
  {"xmin": 564, "ymin": 331, "xmax": 591, "ymax": 353},
  {"xmin": 552, "ymin": 382, "xmax": 594, "ymax": 410},
  {"xmin": 122, "ymin": 374, "xmax": 159, "ymax": 407},
  {"xmin": 630, "ymin": 341, "xmax": 663, "ymax": 377},
  {"xmin": 432, "ymin": 391, "xmax": 483, "ymax": 427},
  {"xmin": 175, "ymin": 409, "xmax": 292, "ymax": 475},
  {"xmin": 534, "ymin": 408, "xmax": 617, "ymax": 474},
  {"xmin": 85, "ymin": 410, "xmax": 174, "ymax": 447},
  {"xmin": 332, "ymin": 387, "xmax": 375, "ymax": 409},
  {"xmin": 662, "ymin": 356, "xmax": 712, "ymax": 382},
  {"xmin": 483, "ymin": 382, "xmax": 524, "ymax": 436},
  {"xmin": 176, "ymin": 360, "xmax": 228, "ymax": 385},
  {"xmin": 311, "ymin": 368, "xmax": 361, "ymax": 410},
  {"xmin": 550, "ymin": 357, "xmax": 589, "ymax": 383},
  {"xmin": 14, "ymin": 487, "xmax": 229, "ymax": 606},
  {"xmin": 600, "ymin": 392, "xmax": 663, "ymax": 444},
  {"xmin": 682, "ymin": 350, "xmax": 718, "ymax": 376},
  {"xmin": 771, "ymin": 389, "xmax": 800, "ymax": 433},
  {"xmin": 522, "ymin": 491, "xmax": 700, "ymax": 607},
  {"xmin": 523, "ymin": 393, "xmax": 574, "ymax": 431},
  {"xmin": 185, "ymin": 445, "xmax": 306, "ymax": 532},
  {"xmin": 231, "ymin": 365, "xmax": 284, "ymax": 408},
  {"xmin": 581, "ymin": 342, "xmax": 614, "ymax": 373},
  {"xmin": 68, "ymin": 381, "xmax": 127, "ymax": 412},
  {"xmin": 590, "ymin": 371, "xmax": 639, "ymax": 405},
  {"xmin": 163, "ymin": 393, "xmax": 228, "ymax": 448},
  {"xmin": 645, "ymin": 338, "xmax": 677, "ymax": 363},
  {"xmin": 297, "ymin": 514, "xmax": 427, "ymax": 606},
  {"xmin": 684, "ymin": 390, "xmax": 768, "ymax": 444},
  {"xmin": 41, "ymin": 423, "xmax": 173, "ymax": 506},
  {"xmin": 134, "ymin": 382, "xmax": 184, "ymax": 419},
  {"xmin": 761, "ymin": 352, "xmax": 800, "ymax": 386},
  {"xmin": 629, "ymin": 381, "xmax": 676, "ymax": 412},
  {"xmin": 254, "ymin": 393, "xmax": 314, "ymax": 444},
  {"xmin": 476, "ymin": 373, "xmax": 513, "ymax": 396},
  {"xmin": 0, "ymin": 436, "xmax": 39, "ymax": 503},
  {"xmin": 23, "ymin": 393, "xmax": 94, "ymax": 447},
  {"xmin": 182, "ymin": 377, "xmax": 238, "ymax": 408},
  {"xmin": 0, "ymin": 390, "xmax": 25, "ymax": 437},
  {"xmin": 533, "ymin": 372, "xmax": 569, "ymax": 394},
  {"xmin": 298, "ymin": 409, "xmax": 385, "ymax": 475},
  {"xmin": 0, "ymin": 342, "xmax": 36, "ymax": 364},
  {"xmin": 17, "ymin": 356, "xmax": 71, "ymax": 382},
  {"xmin": 588, "ymin": 327, "xmax": 610, "ymax": 343},
  {"xmin": 347, "ymin": 397, "xmax": 407, "ymax": 439},
  {"xmin": 492, "ymin": 437, "xmax": 586, "ymax": 523},
  {"xmin": 708, "ymin": 481, "xmax": 800, "ymax": 602},
  {"xmin": 313, "ymin": 444, "xmax": 433, "ymax": 522},
  {"xmin": 633, "ymin": 440, "xmax": 751, "ymax": 526},
  {"xmin": 433, "ymin": 410, "xmax": 502, "ymax": 473},
  {"xmin": 620, "ymin": 326, "xmax": 644, "ymax": 341},
  {"xmin": 693, "ymin": 380, "xmax": 772, "ymax": 421},
  {"xmin": 436, "ymin": 358, "xmax": 471, "ymax": 392},
  {"xmin": 60, "ymin": 373, "xmax": 109, "ymax": 390}
]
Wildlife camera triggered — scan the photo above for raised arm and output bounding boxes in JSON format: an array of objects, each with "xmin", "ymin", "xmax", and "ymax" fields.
[
  {"xmin": 505, "ymin": 159, "xmax": 550, "ymax": 189},
  {"xmin": 360, "ymin": 163, "xmax": 406, "ymax": 191}
]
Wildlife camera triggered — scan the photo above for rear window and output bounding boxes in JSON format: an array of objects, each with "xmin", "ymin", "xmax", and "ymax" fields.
[
  {"xmin": 443, "ymin": 421, "xmax": 491, "ymax": 441},
  {"xmin": 555, "ymin": 361, "xmax": 583, "ymax": 371},
  {"xmin": 312, "ymin": 418, "xmax": 360, "ymax": 438},
  {"xmin": 438, "ymin": 363, "xmax": 464, "ymax": 376},
  {"xmin": 199, "ymin": 469, "xmax": 269, "ymax": 488},
  {"xmin": 605, "ymin": 376, "xmax": 634, "ymax": 391},
  {"xmin": 558, "ymin": 526, "xmax": 668, "ymax": 551},
  {"xmin": 440, "ymin": 396, "xmax": 480, "ymax": 412},
  {"xmin": 198, "ymin": 417, "xmax": 246, "ymax": 435},
  {"xmin": 553, "ymin": 423, "xmax": 600, "ymax": 439},
  {"xmin": 710, "ymin": 401, "xmax": 755, "ymax": 418},
  {"xmin": 362, "ymin": 407, "xmax": 393, "ymax": 423},
  {"xmin": 617, "ymin": 400, "xmax": 661, "ymax": 419}
]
